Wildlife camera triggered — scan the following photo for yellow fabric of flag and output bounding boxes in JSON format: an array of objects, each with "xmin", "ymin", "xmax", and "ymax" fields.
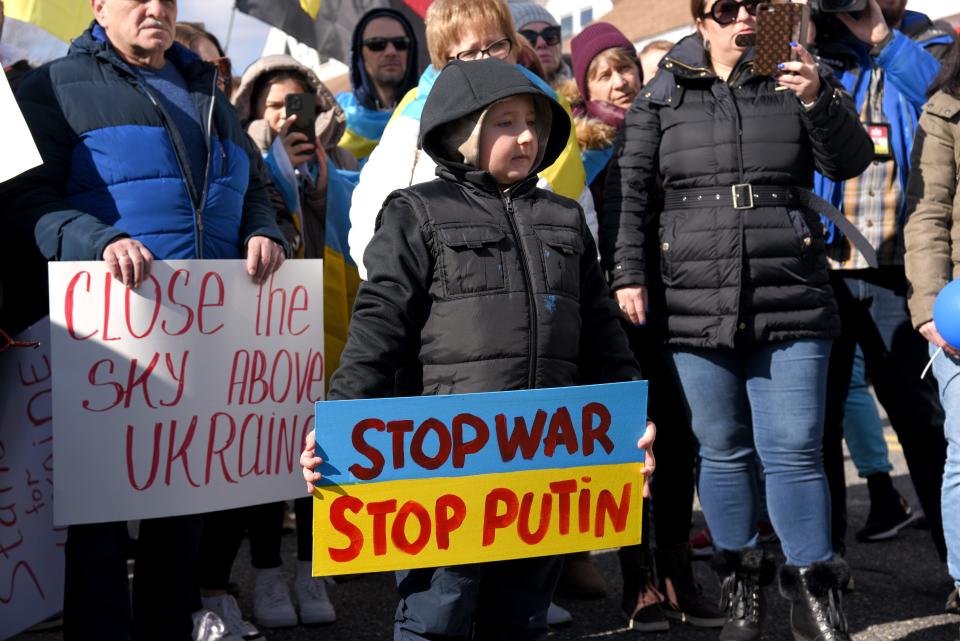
[
  {"xmin": 5, "ymin": 0, "xmax": 91, "ymax": 43},
  {"xmin": 300, "ymin": 0, "xmax": 322, "ymax": 20}
]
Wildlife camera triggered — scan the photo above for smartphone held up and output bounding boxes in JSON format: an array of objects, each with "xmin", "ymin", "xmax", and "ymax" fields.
[{"xmin": 285, "ymin": 92, "xmax": 318, "ymax": 139}]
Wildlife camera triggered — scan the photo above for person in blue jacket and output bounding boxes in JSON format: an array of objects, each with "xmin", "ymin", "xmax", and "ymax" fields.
[
  {"xmin": 811, "ymin": 0, "xmax": 956, "ymax": 574},
  {"xmin": 0, "ymin": 0, "xmax": 287, "ymax": 639}
]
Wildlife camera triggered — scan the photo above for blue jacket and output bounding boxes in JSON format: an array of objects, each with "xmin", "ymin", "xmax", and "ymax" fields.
[
  {"xmin": 814, "ymin": 11, "xmax": 954, "ymax": 238},
  {"xmin": 3, "ymin": 22, "xmax": 284, "ymax": 262}
]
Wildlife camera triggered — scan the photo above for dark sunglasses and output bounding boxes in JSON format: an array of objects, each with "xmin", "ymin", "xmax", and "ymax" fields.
[
  {"xmin": 701, "ymin": 0, "xmax": 760, "ymax": 25},
  {"xmin": 520, "ymin": 26, "xmax": 562, "ymax": 47},
  {"xmin": 362, "ymin": 36, "xmax": 411, "ymax": 52}
]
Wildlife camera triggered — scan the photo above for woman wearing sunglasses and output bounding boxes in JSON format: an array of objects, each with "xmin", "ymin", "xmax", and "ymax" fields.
[
  {"xmin": 510, "ymin": 2, "xmax": 572, "ymax": 86},
  {"xmin": 602, "ymin": 1, "xmax": 873, "ymax": 640}
]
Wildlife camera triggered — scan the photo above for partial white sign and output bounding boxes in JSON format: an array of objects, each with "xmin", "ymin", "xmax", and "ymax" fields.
[
  {"xmin": 0, "ymin": 321, "xmax": 66, "ymax": 640},
  {"xmin": 0, "ymin": 70, "xmax": 42, "ymax": 184},
  {"xmin": 48, "ymin": 260, "xmax": 324, "ymax": 525}
]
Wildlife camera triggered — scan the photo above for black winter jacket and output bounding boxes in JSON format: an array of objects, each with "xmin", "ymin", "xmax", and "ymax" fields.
[
  {"xmin": 328, "ymin": 59, "xmax": 639, "ymax": 400},
  {"xmin": 602, "ymin": 35, "xmax": 873, "ymax": 349}
]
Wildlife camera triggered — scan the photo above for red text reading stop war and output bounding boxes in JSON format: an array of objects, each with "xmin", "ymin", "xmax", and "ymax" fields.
[
  {"xmin": 63, "ymin": 269, "xmax": 311, "ymax": 342},
  {"xmin": 348, "ymin": 403, "xmax": 616, "ymax": 482}
]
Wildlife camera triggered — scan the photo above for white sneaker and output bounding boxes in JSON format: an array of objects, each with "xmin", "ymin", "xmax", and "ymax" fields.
[
  {"xmin": 547, "ymin": 601, "xmax": 573, "ymax": 626},
  {"xmin": 295, "ymin": 561, "xmax": 336, "ymax": 624},
  {"xmin": 201, "ymin": 594, "xmax": 264, "ymax": 640},
  {"xmin": 192, "ymin": 609, "xmax": 242, "ymax": 641},
  {"xmin": 253, "ymin": 568, "xmax": 298, "ymax": 628}
]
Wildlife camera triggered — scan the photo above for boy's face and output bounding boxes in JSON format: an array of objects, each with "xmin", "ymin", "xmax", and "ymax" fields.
[
  {"xmin": 478, "ymin": 95, "xmax": 539, "ymax": 187},
  {"xmin": 256, "ymin": 77, "xmax": 308, "ymax": 135}
]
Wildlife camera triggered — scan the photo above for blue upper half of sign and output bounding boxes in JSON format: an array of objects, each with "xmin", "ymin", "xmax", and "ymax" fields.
[{"xmin": 313, "ymin": 381, "xmax": 648, "ymax": 485}]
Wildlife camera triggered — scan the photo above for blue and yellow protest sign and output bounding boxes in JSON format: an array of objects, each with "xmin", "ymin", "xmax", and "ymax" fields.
[{"xmin": 312, "ymin": 381, "xmax": 647, "ymax": 575}]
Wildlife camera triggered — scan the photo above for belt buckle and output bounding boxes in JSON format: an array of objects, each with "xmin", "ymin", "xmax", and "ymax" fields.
[{"xmin": 732, "ymin": 183, "xmax": 754, "ymax": 210}]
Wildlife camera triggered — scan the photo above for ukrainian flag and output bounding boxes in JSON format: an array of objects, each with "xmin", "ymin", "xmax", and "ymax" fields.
[
  {"xmin": 5, "ymin": 0, "xmax": 90, "ymax": 43},
  {"xmin": 263, "ymin": 139, "xmax": 360, "ymax": 391},
  {"xmin": 336, "ymin": 92, "xmax": 393, "ymax": 163},
  {"xmin": 322, "ymin": 166, "xmax": 361, "ymax": 391}
]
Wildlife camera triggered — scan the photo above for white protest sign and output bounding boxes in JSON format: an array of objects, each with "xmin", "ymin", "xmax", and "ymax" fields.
[
  {"xmin": 48, "ymin": 260, "xmax": 324, "ymax": 525},
  {"xmin": 0, "ymin": 321, "xmax": 66, "ymax": 640},
  {"xmin": 0, "ymin": 69, "xmax": 42, "ymax": 184}
]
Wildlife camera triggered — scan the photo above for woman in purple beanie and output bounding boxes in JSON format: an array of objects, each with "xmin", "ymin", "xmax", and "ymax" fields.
[
  {"xmin": 563, "ymin": 22, "xmax": 725, "ymax": 634},
  {"xmin": 565, "ymin": 23, "xmax": 641, "ymax": 209}
]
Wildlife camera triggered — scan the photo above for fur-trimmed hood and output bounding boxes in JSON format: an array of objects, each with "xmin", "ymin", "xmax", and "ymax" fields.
[
  {"xmin": 555, "ymin": 79, "xmax": 619, "ymax": 152},
  {"xmin": 232, "ymin": 55, "xmax": 347, "ymax": 157}
]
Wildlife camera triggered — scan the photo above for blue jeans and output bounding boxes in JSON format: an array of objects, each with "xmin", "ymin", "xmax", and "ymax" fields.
[
  {"xmin": 930, "ymin": 344, "xmax": 960, "ymax": 588},
  {"xmin": 824, "ymin": 269, "xmax": 946, "ymax": 558},
  {"xmin": 672, "ymin": 339, "xmax": 833, "ymax": 567},
  {"xmin": 394, "ymin": 556, "xmax": 561, "ymax": 640},
  {"xmin": 843, "ymin": 346, "xmax": 893, "ymax": 478}
]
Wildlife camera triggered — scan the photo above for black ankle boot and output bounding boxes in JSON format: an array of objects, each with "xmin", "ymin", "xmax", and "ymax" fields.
[
  {"xmin": 712, "ymin": 549, "xmax": 775, "ymax": 641},
  {"xmin": 778, "ymin": 559, "xmax": 852, "ymax": 641},
  {"xmin": 656, "ymin": 543, "xmax": 725, "ymax": 628}
]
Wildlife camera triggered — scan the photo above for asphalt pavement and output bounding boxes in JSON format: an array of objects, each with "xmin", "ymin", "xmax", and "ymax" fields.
[{"xmin": 15, "ymin": 430, "xmax": 959, "ymax": 641}]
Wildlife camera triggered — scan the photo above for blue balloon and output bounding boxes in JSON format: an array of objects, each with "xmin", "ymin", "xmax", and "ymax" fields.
[{"xmin": 933, "ymin": 279, "xmax": 960, "ymax": 348}]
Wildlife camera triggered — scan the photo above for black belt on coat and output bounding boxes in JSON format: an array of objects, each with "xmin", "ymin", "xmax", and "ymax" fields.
[{"xmin": 662, "ymin": 184, "xmax": 878, "ymax": 268}]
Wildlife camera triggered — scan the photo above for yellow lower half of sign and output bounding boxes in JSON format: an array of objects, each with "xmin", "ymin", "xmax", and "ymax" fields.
[{"xmin": 312, "ymin": 463, "xmax": 643, "ymax": 576}]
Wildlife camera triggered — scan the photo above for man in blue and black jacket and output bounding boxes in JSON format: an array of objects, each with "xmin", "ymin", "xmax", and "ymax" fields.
[
  {"xmin": 0, "ymin": 0, "xmax": 287, "ymax": 639},
  {"xmin": 811, "ymin": 0, "xmax": 956, "ymax": 588}
]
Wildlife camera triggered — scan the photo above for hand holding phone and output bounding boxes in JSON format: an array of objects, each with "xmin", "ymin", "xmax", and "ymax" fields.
[
  {"xmin": 278, "ymin": 114, "xmax": 316, "ymax": 167},
  {"xmin": 776, "ymin": 42, "xmax": 821, "ymax": 105}
]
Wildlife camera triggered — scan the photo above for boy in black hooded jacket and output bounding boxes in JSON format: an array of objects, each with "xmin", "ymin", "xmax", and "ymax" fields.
[{"xmin": 302, "ymin": 58, "xmax": 650, "ymax": 641}]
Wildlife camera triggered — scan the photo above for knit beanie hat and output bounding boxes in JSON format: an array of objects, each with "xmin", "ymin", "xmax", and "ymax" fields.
[
  {"xmin": 571, "ymin": 22, "xmax": 635, "ymax": 100},
  {"xmin": 509, "ymin": 2, "xmax": 560, "ymax": 30}
]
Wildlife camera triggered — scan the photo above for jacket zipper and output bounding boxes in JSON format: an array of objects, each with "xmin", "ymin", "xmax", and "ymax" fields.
[
  {"xmin": 663, "ymin": 55, "xmax": 711, "ymax": 75},
  {"xmin": 137, "ymin": 69, "xmax": 217, "ymax": 259},
  {"xmin": 501, "ymin": 191, "xmax": 538, "ymax": 388},
  {"xmin": 193, "ymin": 70, "xmax": 219, "ymax": 259}
]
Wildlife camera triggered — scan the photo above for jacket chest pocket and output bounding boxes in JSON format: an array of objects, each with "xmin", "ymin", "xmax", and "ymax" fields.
[
  {"xmin": 534, "ymin": 225, "xmax": 584, "ymax": 298},
  {"xmin": 437, "ymin": 223, "xmax": 507, "ymax": 297}
]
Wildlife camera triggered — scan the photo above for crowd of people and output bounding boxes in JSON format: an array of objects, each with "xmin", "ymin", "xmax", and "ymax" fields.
[{"xmin": 1, "ymin": 0, "xmax": 960, "ymax": 640}]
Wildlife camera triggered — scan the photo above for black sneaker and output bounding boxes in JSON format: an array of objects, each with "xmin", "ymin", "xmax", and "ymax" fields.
[
  {"xmin": 625, "ymin": 601, "xmax": 670, "ymax": 632},
  {"xmin": 855, "ymin": 494, "xmax": 919, "ymax": 542},
  {"xmin": 947, "ymin": 587, "xmax": 960, "ymax": 615}
]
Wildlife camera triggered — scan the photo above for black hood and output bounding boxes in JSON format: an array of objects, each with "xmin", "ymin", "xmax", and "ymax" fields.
[
  {"xmin": 348, "ymin": 8, "xmax": 420, "ymax": 110},
  {"xmin": 420, "ymin": 58, "xmax": 570, "ymax": 183}
]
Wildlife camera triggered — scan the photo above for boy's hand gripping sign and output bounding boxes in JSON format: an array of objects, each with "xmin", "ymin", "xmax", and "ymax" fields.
[{"xmin": 312, "ymin": 382, "xmax": 647, "ymax": 575}]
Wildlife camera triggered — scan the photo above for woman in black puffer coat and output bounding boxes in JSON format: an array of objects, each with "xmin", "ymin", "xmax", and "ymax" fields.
[{"xmin": 602, "ymin": 2, "xmax": 872, "ymax": 640}]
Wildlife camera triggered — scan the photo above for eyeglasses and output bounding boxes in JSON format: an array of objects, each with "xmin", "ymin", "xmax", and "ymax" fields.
[
  {"xmin": 362, "ymin": 36, "xmax": 411, "ymax": 52},
  {"xmin": 520, "ymin": 26, "xmax": 562, "ymax": 47},
  {"xmin": 452, "ymin": 37, "xmax": 513, "ymax": 62},
  {"xmin": 701, "ymin": 0, "xmax": 760, "ymax": 25}
]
